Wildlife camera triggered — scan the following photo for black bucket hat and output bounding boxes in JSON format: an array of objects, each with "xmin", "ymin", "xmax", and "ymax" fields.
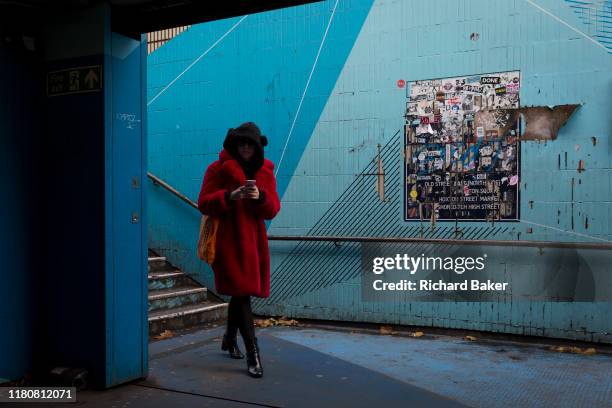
[
  {"xmin": 223, "ymin": 122, "xmax": 268, "ymax": 150},
  {"xmin": 223, "ymin": 122, "xmax": 268, "ymax": 172}
]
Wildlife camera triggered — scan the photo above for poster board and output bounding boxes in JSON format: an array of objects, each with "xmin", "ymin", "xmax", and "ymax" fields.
[{"xmin": 404, "ymin": 71, "xmax": 521, "ymax": 221}]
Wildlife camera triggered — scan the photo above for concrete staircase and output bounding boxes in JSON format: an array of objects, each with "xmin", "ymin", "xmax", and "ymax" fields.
[{"xmin": 148, "ymin": 251, "xmax": 227, "ymax": 336}]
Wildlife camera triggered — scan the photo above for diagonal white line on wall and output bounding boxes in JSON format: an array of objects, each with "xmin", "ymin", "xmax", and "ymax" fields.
[
  {"xmin": 520, "ymin": 219, "xmax": 611, "ymax": 242},
  {"xmin": 147, "ymin": 15, "xmax": 249, "ymax": 107},
  {"xmin": 525, "ymin": 0, "xmax": 610, "ymax": 53},
  {"xmin": 275, "ymin": 0, "xmax": 341, "ymax": 177}
]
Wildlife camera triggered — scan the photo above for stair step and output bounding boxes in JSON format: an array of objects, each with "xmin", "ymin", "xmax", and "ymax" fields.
[
  {"xmin": 149, "ymin": 301, "xmax": 226, "ymax": 321},
  {"xmin": 148, "ymin": 286, "xmax": 208, "ymax": 312},
  {"xmin": 148, "ymin": 271, "xmax": 195, "ymax": 291},
  {"xmin": 148, "ymin": 271, "xmax": 183, "ymax": 280},
  {"xmin": 149, "ymin": 286, "xmax": 207, "ymax": 301},
  {"xmin": 148, "ymin": 302, "xmax": 228, "ymax": 335},
  {"xmin": 147, "ymin": 256, "xmax": 174, "ymax": 273}
]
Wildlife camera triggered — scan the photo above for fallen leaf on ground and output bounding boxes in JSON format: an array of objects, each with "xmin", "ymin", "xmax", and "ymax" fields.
[
  {"xmin": 411, "ymin": 331, "xmax": 424, "ymax": 337},
  {"xmin": 154, "ymin": 330, "xmax": 174, "ymax": 340},
  {"xmin": 255, "ymin": 317, "xmax": 299, "ymax": 328},
  {"xmin": 277, "ymin": 317, "xmax": 299, "ymax": 326},
  {"xmin": 464, "ymin": 335, "xmax": 477, "ymax": 341},
  {"xmin": 550, "ymin": 345, "xmax": 597, "ymax": 355},
  {"xmin": 379, "ymin": 325, "xmax": 394, "ymax": 335}
]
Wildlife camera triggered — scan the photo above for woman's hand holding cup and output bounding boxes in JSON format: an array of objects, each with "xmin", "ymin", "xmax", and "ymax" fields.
[
  {"xmin": 230, "ymin": 186, "xmax": 246, "ymax": 200},
  {"xmin": 230, "ymin": 180, "xmax": 259, "ymax": 200},
  {"xmin": 245, "ymin": 180, "xmax": 259, "ymax": 200}
]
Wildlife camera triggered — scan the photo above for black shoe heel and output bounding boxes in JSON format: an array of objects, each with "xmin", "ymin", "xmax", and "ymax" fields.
[
  {"xmin": 246, "ymin": 337, "xmax": 263, "ymax": 378},
  {"xmin": 222, "ymin": 334, "xmax": 244, "ymax": 359}
]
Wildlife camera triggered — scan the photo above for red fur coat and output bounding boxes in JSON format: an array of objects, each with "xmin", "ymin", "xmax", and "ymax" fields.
[{"xmin": 197, "ymin": 149, "xmax": 281, "ymax": 297}]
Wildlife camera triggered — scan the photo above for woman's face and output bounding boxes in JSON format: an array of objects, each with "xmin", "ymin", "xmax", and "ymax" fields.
[{"xmin": 237, "ymin": 140, "xmax": 255, "ymax": 161}]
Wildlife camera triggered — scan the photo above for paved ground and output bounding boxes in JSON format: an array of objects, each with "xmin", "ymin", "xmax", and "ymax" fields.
[
  {"xmin": 26, "ymin": 324, "xmax": 612, "ymax": 407},
  {"xmin": 270, "ymin": 326, "xmax": 612, "ymax": 408}
]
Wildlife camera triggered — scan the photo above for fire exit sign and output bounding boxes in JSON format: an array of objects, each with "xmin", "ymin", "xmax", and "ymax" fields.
[{"xmin": 47, "ymin": 65, "xmax": 102, "ymax": 97}]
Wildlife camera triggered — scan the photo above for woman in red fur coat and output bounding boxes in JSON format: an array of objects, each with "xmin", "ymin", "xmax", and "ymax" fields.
[{"xmin": 197, "ymin": 122, "xmax": 280, "ymax": 378}]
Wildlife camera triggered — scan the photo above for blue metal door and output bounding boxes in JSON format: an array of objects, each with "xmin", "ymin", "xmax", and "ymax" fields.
[{"xmin": 104, "ymin": 31, "xmax": 148, "ymax": 387}]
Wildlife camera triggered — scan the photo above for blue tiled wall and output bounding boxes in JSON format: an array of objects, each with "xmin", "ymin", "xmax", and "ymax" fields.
[{"xmin": 148, "ymin": 0, "xmax": 612, "ymax": 343}]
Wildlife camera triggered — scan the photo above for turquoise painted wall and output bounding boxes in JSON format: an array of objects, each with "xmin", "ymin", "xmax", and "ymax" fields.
[{"xmin": 147, "ymin": 0, "xmax": 612, "ymax": 343}]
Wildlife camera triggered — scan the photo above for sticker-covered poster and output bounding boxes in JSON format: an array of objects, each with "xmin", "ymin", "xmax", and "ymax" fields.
[{"xmin": 404, "ymin": 71, "xmax": 520, "ymax": 221}]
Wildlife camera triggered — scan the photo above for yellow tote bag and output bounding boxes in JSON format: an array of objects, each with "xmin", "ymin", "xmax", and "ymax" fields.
[{"xmin": 197, "ymin": 215, "xmax": 219, "ymax": 264}]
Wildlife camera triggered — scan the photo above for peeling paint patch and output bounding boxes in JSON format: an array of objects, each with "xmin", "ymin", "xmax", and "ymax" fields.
[{"xmin": 520, "ymin": 105, "xmax": 579, "ymax": 141}]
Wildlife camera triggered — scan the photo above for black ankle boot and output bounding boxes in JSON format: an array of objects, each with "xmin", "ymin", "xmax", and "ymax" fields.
[
  {"xmin": 245, "ymin": 337, "xmax": 263, "ymax": 378},
  {"xmin": 221, "ymin": 328, "xmax": 244, "ymax": 359}
]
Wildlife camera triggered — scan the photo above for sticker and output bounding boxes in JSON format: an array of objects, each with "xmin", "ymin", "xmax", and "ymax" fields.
[
  {"xmin": 495, "ymin": 86, "xmax": 507, "ymax": 95},
  {"xmin": 418, "ymin": 152, "xmax": 426, "ymax": 161},
  {"xmin": 410, "ymin": 190, "xmax": 418, "ymax": 199},
  {"xmin": 461, "ymin": 95, "xmax": 474, "ymax": 111},
  {"xmin": 463, "ymin": 84, "xmax": 481, "ymax": 93},
  {"xmin": 397, "ymin": 79, "xmax": 406, "ymax": 88},
  {"xmin": 420, "ymin": 116, "xmax": 430, "ymax": 124},
  {"xmin": 417, "ymin": 125, "xmax": 433, "ymax": 135},
  {"xmin": 479, "ymin": 145, "xmax": 493, "ymax": 156},
  {"xmin": 509, "ymin": 175, "xmax": 519, "ymax": 186},
  {"xmin": 476, "ymin": 127, "xmax": 485, "ymax": 138},
  {"xmin": 417, "ymin": 101, "xmax": 431, "ymax": 115},
  {"xmin": 506, "ymin": 83, "xmax": 519, "ymax": 94},
  {"xmin": 481, "ymin": 76, "xmax": 500, "ymax": 85}
]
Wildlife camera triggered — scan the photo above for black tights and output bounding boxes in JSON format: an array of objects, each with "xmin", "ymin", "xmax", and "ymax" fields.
[{"xmin": 227, "ymin": 296, "xmax": 255, "ymax": 343}]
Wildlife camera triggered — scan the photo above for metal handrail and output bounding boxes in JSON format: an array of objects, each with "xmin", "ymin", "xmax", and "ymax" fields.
[
  {"xmin": 148, "ymin": 172, "xmax": 198, "ymax": 210},
  {"xmin": 267, "ymin": 235, "xmax": 612, "ymax": 250},
  {"xmin": 147, "ymin": 172, "xmax": 612, "ymax": 250}
]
